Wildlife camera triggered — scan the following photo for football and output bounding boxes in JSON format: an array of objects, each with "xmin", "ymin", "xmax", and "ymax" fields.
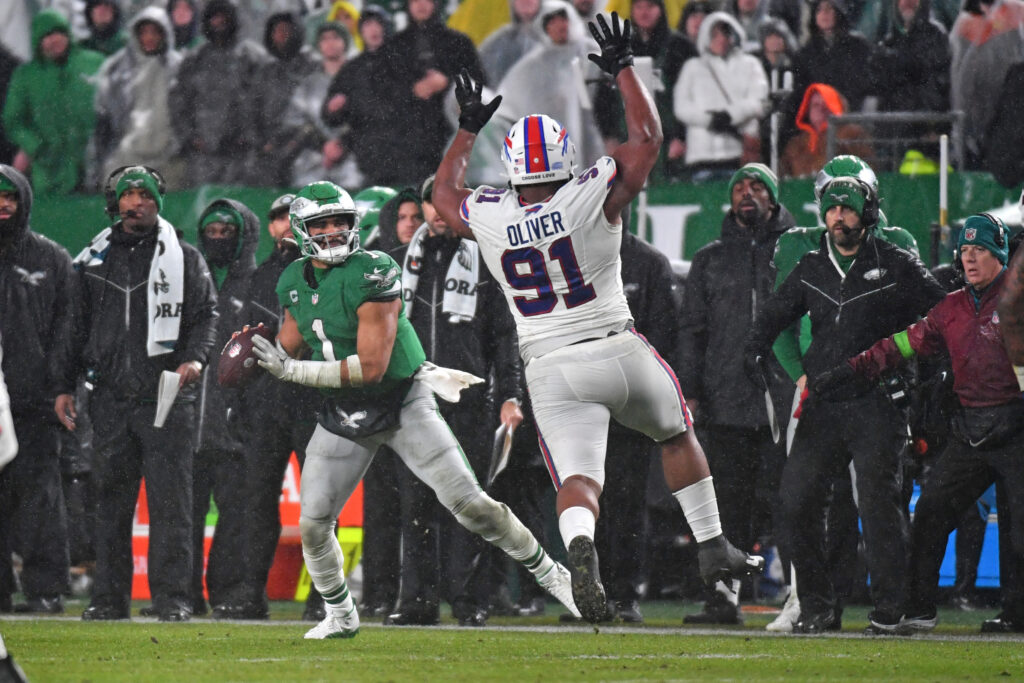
[{"xmin": 218, "ymin": 324, "xmax": 274, "ymax": 388}]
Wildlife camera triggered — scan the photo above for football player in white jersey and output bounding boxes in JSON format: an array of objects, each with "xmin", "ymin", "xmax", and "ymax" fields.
[{"xmin": 433, "ymin": 12, "xmax": 764, "ymax": 623}]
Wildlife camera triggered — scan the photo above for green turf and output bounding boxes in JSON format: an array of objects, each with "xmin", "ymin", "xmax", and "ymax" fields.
[{"xmin": 3, "ymin": 601, "xmax": 1022, "ymax": 682}]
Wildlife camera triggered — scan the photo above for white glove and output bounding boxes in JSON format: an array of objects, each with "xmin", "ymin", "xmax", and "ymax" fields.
[
  {"xmin": 252, "ymin": 334, "xmax": 343, "ymax": 388},
  {"xmin": 414, "ymin": 361, "xmax": 484, "ymax": 402}
]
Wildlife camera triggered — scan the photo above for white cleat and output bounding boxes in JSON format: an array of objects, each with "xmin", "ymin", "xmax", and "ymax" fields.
[
  {"xmin": 766, "ymin": 587, "xmax": 800, "ymax": 632},
  {"xmin": 537, "ymin": 562, "xmax": 582, "ymax": 619},
  {"xmin": 304, "ymin": 603, "xmax": 360, "ymax": 639}
]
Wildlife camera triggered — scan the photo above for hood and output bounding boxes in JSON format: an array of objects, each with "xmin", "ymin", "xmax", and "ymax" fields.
[
  {"xmin": 893, "ymin": 0, "xmax": 932, "ymax": 30},
  {"xmin": 85, "ymin": 0, "xmax": 123, "ymax": 38},
  {"xmin": 129, "ymin": 6, "xmax": 174, "ymax": 57},
  {"xmin": 264, "ymin": 11, "xmax": 304, "ymax": 60},
  {"xmin": 794, "ymin": 82, "xmax": 847, "ymax": 151},
  {"xmin": 359, "ymin": 4, "xmax": 394, "ymax": 37},
  {"xmin": 509, "ymin": 0, "xmax": 541, "ymax": 24},
  {"xmin": 376, "ymin": 187, "xmax": 419, "ymax": 254},
  {"xmin": 696, "ymin": 11, "xmax": 745, "ymax": 55},
  {"xmin": 807, "ymin": 0, "xmax": 852, "ymax": 38},
  {"xmin": 202, "ymin": 0, "xmax": 239, "ymax": 45},
  {"xmin": 32, "ymin": 9, "xmax": 72, "ymax": 57},
  {"xmin": 536, "ymin": 0, "xmax": 589, "ymax": 46},
  {"xmin": 758, "ymin": 16, "xmax": 798, "ymax": 52},
  {"xmin": 0, "ymin": 165, "xmax": 33, "ymax": 250},
  {"xmin": 198, "ymin": 198, "xmax": 260, "ymax": 272},
  {"xmin": 631, "ymin": 0, "xmax": 672, "ymax": 53},
  {"xmin": 167, "ymin": 0, "xmax": 199, "ymax": 49},
  {"xmin": 405, "ymin": 0, "xmax": 443, "ymax": 25}
]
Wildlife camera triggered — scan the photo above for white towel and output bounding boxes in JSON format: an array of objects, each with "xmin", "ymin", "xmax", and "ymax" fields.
[
  {"xmin": 414, "ymin": 362, "xmax": 484, "ymax": 403},
  {"xmin": 402, "ymin": 225, "xmax": 480, "ymax": 322},
  {"xmin": 75, "ymin": 218, "xmax": 185, "ymax": 357}
]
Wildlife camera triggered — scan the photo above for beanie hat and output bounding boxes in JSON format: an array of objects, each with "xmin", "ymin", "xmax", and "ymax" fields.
[
  {"xmin": 958, "ymin": 214, "xmax": 1009, "ymax": 265},
  {"xmin": 201, "ymin": 205, "xmax": 243, "ymax": 232},
  {"xmin": 317, "ymin": 21, "xmax": 350, "ymax": 49},
  {"xmin": 0, "ymin": 174, "xmax": 17, "ymax": 194},
  {"xmin": 115, "ymin": 167, "xmax": 163, "ymax": 212},
  {"xmin": 818, "ymin": 178, "xmax": 866, "ymax": 223},
  {"xmin": 421, "ymin": 174, "xmax": 435, "ymax": 203},
  {"xmin": 729, "ymin": 163, "xmax": 778, "ymax": 205}
]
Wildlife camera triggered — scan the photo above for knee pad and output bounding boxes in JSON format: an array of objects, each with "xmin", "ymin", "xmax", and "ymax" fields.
[{"xmin": 450, "ymin": 492, "xmax": 506, "ymax": 540}]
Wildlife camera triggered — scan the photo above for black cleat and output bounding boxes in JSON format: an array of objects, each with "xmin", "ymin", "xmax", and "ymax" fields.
[
  {"xmin": 82, "ymin": 604, "xmax": 130, "ymax": 621},
  {"xmin": 566, "ymin": 536, "xmax": 608, "ymax": 623},
  {"xmin": 683, "ymin": 592, "xmax": 742, "ymax": 625},
  {"xmin": 697, "ymin": 535, "xmax": 765, "ymax": 585},
  {"xmin": 792, "ymin": 609, "xmax": 841, "ymax": 634},
  {"xmin": 981, "ymin": 614, "xmax": 1024, "ymax": 633},
  {"xmin": 13, "ymin": 596, "xmax": 63, "ymax": 614}
]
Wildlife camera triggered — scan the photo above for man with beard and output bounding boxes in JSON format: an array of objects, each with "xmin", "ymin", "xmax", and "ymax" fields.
[
  {"xmin": 0, "ymin": 164, "xmax": 75, "ymax": 614},
  {"xmin": 678, "ymin": 163, "xmax": 795, "ymax": 624},
  {"xmin": 56, "ymin": 166, "xmax": 218, "ymax": 621},
  {"xmin": 745, "ymin": 174, "xmax": 945, "ymax": 634}
]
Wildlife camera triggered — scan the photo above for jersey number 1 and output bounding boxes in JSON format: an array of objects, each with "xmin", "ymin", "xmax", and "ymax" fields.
[{"xmin": 501, "ymin": 236, "xmax": 597, "ymax": 316}]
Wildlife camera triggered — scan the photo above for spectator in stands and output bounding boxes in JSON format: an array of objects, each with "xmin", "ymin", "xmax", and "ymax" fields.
[
  {"xmin": 791, "ymin": 0, "xmax": 873, "ymax": 114},
  {"xmin": 81, "ymin": 0, "xmax": 126, "ymax": 56},
  {"xmin": 0, "ymin": 165, "xmax": 75, "ymax": 615},
  {"xmin": 767, "ymin": 0, "xmax": 805, "ymax": 43},
  {"xmin": 379, "ymin": 0, "xmax": 485, "ymax": 185},
  {"xmin": 479, "ymin": 0, "xmax": 545, "ymax": 86},
  {"xmin": 745, "ymin": 172, "xmax": 945, "ymax": 634},
  {"xmin": 0, "ymin": 2, "xmax": 31, "ymax": 61},
  {"xmin": 169, "ymin": 0, "xmax": 267, "ymax": 187},
  {"xmin": 167, "ymin": 0, "xmax": 200, "ymax": 51},
  {"xmin": 2, "ymin": 10, "xmax": 104, "ymax": 195},
  {"xmin": 780, "ymin": 83, "xmax": 876, "ymax": 178},
  {"xmin": 385, "ymin": 175, "xmax": 523, "ymax": 627},
  {"xmin": 283, "ymin": 23, "xmax": 358, "ymax": 188},
  {"xmin": 190, "ymin": 199, "xmax": 260, "ymax": 619},
  {"xmin": 730, "ymin": 0, "xmax": 774, "ymax": 51},
  {"xmin": 249, "ymin": 12, "xmax": 316, "ymax": 187},
  {"xmin": 983, "ymin": 60, "xmax": 1024, "ymax": 188},
  {"xmin": 755, "ymin": 18, "xmax": 797, "ymax": 74},
  {"xmin": 0, "ymin": 45, "xmax": 20, "ymax": 166},
  {"xmin": 92, "ymin": 7, "xmax": 184, "ymax": 189},
  {"xmin": 952, "ymin": 0, "xmax": 1024, "ymax": 167},
  {"xmin": 678, "ymin": 0, "xmax": 713, "ymax": 45},
  {"xmin": 59, "ymin": 166, "xmax": 218, "ymax": 621},
  {"xmin": 870, "ymin": 0, "xmax": 951, "ymax": 159},
  {"xmin": 594, "ymin": 0, "xmax": 696, "ymax": 181},
  {"xmin": 237, "ymin": 194, "xmax": 326, "ymax": 622},
  {"xmin": 321, "ymin": 5, "xmax": 398, "ymax": 186},
  {"xmin": 679, "ymin": 164, "xmax": 794, "ymax": 625},
  {"xmin": 572, "ymin": 0, "xmax": 603, "ymax": 24},
  {"xmin": 498, "ymin": 3, "xmax": 603, "ymax": 170},
  {"xmin": 673, "ymin": 12, "xmax": 768, "ymax": 181}
]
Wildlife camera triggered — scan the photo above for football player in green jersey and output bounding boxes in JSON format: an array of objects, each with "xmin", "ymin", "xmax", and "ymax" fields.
[{"xmin": 249, "ymin": 181, "xmax": 580, "ymax": 639}]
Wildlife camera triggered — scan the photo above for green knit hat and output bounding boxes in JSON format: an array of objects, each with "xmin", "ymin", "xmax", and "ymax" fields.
[
  {"xmin": 0, "ymin": 173, "xmax": 17, "ymax": 193},
  {"xmin": 819, "ymin": 178, "xmax": 867, "ymax": 223},
  {"xmin": 958, "ymin": 214, "xmax": 1009, "ymax": 265},
  {"xmin": 729, "ymin": 163, "xmax": 778, "ymax": 205},
  {"xmin": 200, "ymin": 205, "xmax": 244, "ymax": 232},
  {"xmin": 115, "ymin": 167, "xmax": 163, "ymax": 212}
]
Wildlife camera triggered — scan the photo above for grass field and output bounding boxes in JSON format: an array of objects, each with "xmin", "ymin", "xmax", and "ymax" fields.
[{"xmin": 3, "ymin": 600, "xmax": 1023, "ymax": 682}]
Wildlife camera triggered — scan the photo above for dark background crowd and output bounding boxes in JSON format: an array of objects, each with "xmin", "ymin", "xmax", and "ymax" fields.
[{"xmin": 0, "ymin": 0, "xmax": 1022, "ymax": 631}]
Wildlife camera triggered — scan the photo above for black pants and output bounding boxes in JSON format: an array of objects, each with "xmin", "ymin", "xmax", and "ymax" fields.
[
  {"xmin": 0, "ymin": 414, "xmax": 69, "ymax": 600},
  {"xmin": 780, "ymin": 392, "xmax": 908, "ymax": 616},
  {"xmin": 595, "ymin": 427, "xmax": 655, "ymax": 603},
  {"xmin": 909, "ymin": 433, "xmax": 1024, "ymax": 617},
  {"xmin": 89, "ymin": 395, "xmax": 194, "ymax": 612},
  {"xmin": 239, "ymin": 405, "xmax": 317, "ymax": 608},
  {"xmin": 191, "ymin": 446, "xmax": 248, "ymax": 607},
  {"xmin": 395, "ymin": 393, "xmax": 489, "ymax": 612}
]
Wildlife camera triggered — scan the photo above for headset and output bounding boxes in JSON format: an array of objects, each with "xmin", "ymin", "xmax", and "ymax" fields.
[
  {"xmin": 952, "ymin": 212, "xmax": 1007, "ymax": 273},
  {"xmin": 103, "ymin": 165, "xmax": 168, "ymax": 218},
  {"xmin": 821, "ymin": 176, "xmax": 879, "ymax": 232}
]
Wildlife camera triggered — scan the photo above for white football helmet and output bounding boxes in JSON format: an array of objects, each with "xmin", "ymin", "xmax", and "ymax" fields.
[
  {"xmin": 501, "ymin": 114, "xmax": 576, "ymax": 187},
  {"xmin": 290, "ymin": 181, "xmax": 360, "ymax": 264}
]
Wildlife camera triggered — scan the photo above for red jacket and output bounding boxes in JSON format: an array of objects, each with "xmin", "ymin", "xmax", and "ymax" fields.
[{"xmin": 851, "ymin": 271, "xmax": 1020, "ymax": 407}]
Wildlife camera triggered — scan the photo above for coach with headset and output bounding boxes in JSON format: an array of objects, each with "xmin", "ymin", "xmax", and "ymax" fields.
[
  {"xmin": 745, "ymin": 175, "xmax": 946, "ymax": 634},
  {"xmin": 55, "ymin": 165, "xmax": 218, "ymax": 622},
  {"xmin": 816, "ymin": 213, "xmax": 1024, "ymax": 634}
]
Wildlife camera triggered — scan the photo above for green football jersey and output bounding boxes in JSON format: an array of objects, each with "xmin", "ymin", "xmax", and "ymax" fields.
[{"xmin": 276, "ymin": 249, "xmax": 426, "ymax": 396}]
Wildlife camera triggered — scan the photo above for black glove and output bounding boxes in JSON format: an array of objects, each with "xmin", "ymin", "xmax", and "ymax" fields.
[
  {"xmin": 454, "ymin": 69, "xmax": 502, "ymax": 135},
  {"xmin": 744, "ymin": 353, "xmax": 769, "ymax": 392},
  {"xmin": 809, "ymin": 362, "xmax": 856, "ymax": 399},
  {"xmin": 708, "ymin": 110, "xmax": 734, "ymax": 134},
  {"xmin": 587, "ymin": 12, "xmax": 634, "ymax": 78}
]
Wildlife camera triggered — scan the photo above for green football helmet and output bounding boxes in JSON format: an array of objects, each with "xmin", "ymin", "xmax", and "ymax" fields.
[
  {"xmin": 353, "ymin": 186, "xmax": 398, "ymax": 248},
  {"xmin": 290, "ymin": 181, "xmax": 360, "ymax": 264}
]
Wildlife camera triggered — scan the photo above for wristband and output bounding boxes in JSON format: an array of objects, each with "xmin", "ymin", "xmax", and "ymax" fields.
[
  {"xmin": 346, "ymin": 354, "xmax": 363, "ymax": 388},
  {"xmin": 290, "ymin": 360, "xmax": 343, "ymax": 388}
]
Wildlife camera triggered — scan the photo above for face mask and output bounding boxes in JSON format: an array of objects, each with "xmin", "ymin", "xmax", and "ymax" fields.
[{"xmin": 202, "ymin": 236, "xmax": 237, "ymax": 266}]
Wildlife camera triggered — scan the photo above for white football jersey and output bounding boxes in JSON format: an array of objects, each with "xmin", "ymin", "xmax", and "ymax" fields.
[{"xmin": 460, "ymin": 157, "xmax": 633, "ymax": 361}]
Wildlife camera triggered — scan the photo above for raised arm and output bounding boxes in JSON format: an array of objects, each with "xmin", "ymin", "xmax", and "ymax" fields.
[
  {"xmin": 589, "ymin": 13, "xmax": 663, "ymax": 223},
  {"xmin": 433, "ymin": 70, "xmax": 503, "ymax": 241}
]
